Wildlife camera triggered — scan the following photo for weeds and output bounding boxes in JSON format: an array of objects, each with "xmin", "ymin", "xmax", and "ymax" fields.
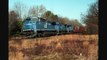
[{"xmin": 9, "ymin": 34, "xmax": 98, "ymax": 60}]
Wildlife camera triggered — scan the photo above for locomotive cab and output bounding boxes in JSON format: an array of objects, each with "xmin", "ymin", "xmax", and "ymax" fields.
[{"xmin": 22, "ymin": 17, "xmax": 37, "ymax": 36}]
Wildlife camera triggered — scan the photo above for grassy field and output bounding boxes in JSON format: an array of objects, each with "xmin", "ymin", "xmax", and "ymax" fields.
[{"xmin": 9, "ymin": 34, "xmax": 98, "ymax": 60}]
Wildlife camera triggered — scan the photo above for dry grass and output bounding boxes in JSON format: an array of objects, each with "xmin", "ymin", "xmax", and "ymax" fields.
[{"xmin": 9, "ymin": 34, "xmax": 98, "ymax": 60}]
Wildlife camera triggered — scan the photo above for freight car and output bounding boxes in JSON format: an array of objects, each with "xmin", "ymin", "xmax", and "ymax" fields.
[
  {"xmin": 73, "ymin": 26, "xmax": 86, "ymax": 33},
  {"xmin": 22, "ymin": 17, "xmax": 73, "ymax": 37}
]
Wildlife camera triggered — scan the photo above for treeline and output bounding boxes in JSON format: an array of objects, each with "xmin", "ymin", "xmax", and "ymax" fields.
[
  {"xmin": 9, "ymin": 1, "xmax": 98, "ymax": 36},
  {"xmin": 81, "ymin": 1, "xmax": 98, "ymax": 34},
  {"xmin": 9, "ymin": 2, "xmax": 82, "ymax": 36}
]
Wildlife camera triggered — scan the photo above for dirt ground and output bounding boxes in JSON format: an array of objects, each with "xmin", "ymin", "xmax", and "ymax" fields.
[{"xmin": 9, "ymin": 34, "xmax": 98, "ymax": 60}]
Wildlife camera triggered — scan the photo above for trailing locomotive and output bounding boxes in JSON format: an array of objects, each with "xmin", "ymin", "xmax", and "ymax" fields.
[{"xmin": 22, "ymin": 17, "xmax": 73, "ymax": 37}]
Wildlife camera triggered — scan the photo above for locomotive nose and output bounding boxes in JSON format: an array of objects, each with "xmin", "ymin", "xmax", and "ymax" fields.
[
  {"xmin": 22, "ymin": 23, "xmax": 34, "ymax": 35},
  {"xmin": 23, "ymin": 23, "xmax": 33, "ymax": 31}
]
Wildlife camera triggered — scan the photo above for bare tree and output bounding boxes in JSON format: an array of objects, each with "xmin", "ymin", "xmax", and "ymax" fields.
[
  {"xmin": 28, "ymin": 5, "xmax": 46, "ymax": 17},
  {"xmin": 38, "ymin": 5, "xmax": 46, "ymax": 17},
  {"xmin": 14, "ymin": 2, "xmax": 26, "ymax": 20},
  {"xmin": 70, "ymin": 19, "xmax": 82, "ymax": 26},
  {"xmin": 62, "ymin": 17, "xmax": 71, "ymax": 24},
  {"xmin": 57, "ymin": 17, "xmax": 66, "ymax": 24},
  {"xmin": 81, "ymin": 1, "xmax": 98, "ymax": 34},
  {"xmin": 28, "ymin": 6, "xmax": 37, "ymax": 17}
]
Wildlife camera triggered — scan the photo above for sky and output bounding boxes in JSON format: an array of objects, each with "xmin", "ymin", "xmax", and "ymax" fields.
[{"xmin": 9, "ymin": 0, "xmax": 97, "ymax": 23}]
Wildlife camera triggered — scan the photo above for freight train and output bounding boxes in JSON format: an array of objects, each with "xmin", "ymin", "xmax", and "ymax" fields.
[{"xmin": 22, "ymin": 17, "xmax": 86, "ymax": 37}]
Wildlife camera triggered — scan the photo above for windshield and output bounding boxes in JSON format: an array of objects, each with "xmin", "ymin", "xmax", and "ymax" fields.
[{"xmin": 31, "ymin": 17, "xmax": 38, "ymax": 23}]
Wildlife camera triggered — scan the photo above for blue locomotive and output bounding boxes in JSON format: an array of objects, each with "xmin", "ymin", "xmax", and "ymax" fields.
[{"xmin": 22, "ymin": 17, "xmax": 73, "ymax": 37}]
